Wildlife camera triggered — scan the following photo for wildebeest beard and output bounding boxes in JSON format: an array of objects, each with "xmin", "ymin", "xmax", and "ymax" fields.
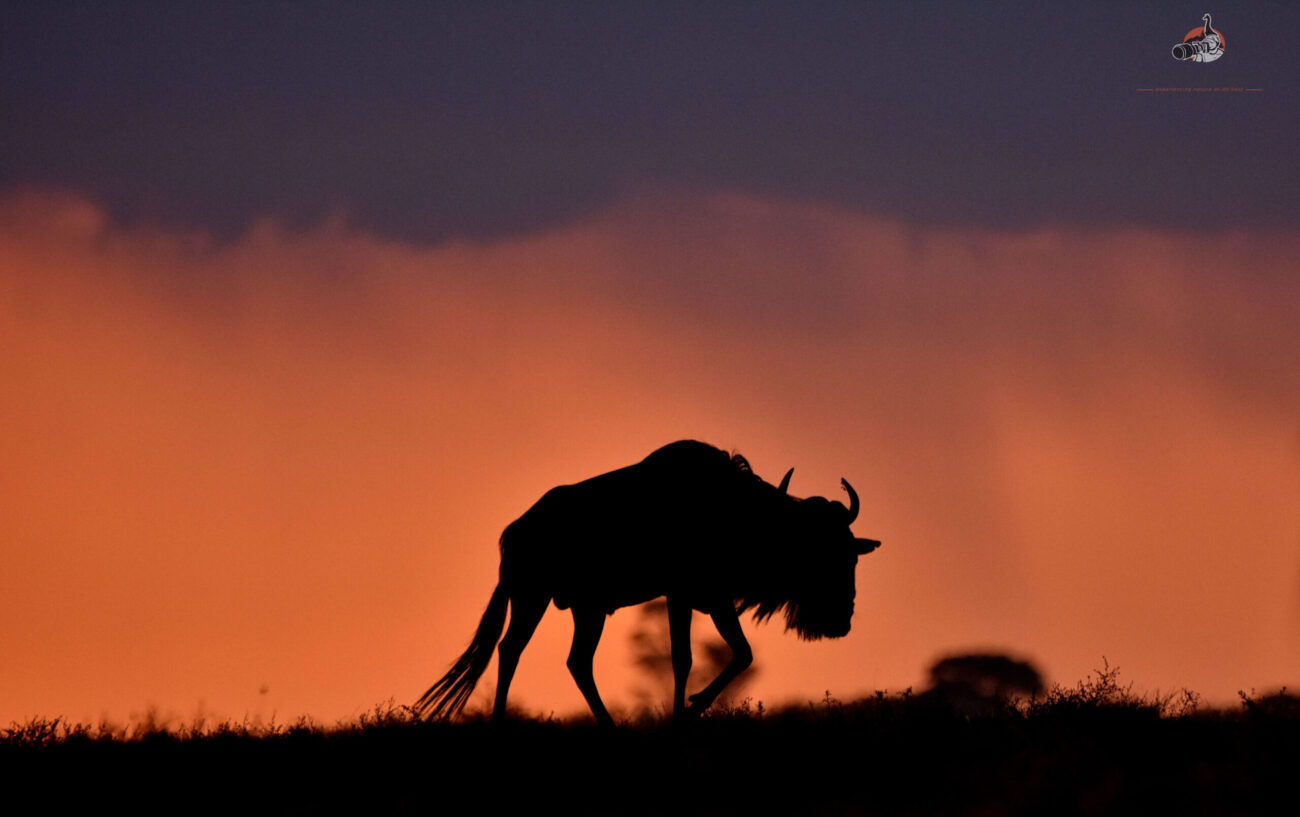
[
  {"xmin": 738, "ymin": 589, "xmax": 852, "ymax": 641},
  {"xmin": 730, "ymin": 529, "xmax": 856, "ymax": 641},
  {"xmin": 725, "ymin": 458, "xmax": 857, "ymax": 641}
]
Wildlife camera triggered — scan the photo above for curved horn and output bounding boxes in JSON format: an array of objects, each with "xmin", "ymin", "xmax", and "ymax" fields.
[
  {"xmin": 777, "ymin": 468, "xmax": 794, "ymax": 495},
  {"xmin": 840, "ymin": 478, "xmax": 859, "ymax": 524}
]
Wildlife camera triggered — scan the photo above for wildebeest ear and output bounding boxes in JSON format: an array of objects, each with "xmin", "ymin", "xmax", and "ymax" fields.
[{"xmin": 855, "ymin": 538, "xmax": 881, "ymax": 555}]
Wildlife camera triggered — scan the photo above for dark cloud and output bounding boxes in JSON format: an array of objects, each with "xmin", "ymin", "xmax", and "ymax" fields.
[{"xmin": 3, "ymin": 2, "xmax": 1295, "ymax": 243}]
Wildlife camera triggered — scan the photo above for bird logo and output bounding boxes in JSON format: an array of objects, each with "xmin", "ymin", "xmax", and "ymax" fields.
[{"xmin": 1172, "ymin": 13, "xmax": 1225, "ymax": 63}]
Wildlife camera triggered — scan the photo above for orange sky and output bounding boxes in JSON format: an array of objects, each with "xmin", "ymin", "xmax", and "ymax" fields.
[{"xmin": 2, "ymin": 189, "xmax": 1297, "ymax": 726}]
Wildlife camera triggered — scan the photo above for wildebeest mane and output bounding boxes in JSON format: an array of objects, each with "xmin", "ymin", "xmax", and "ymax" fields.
[
  {"xmin": 712, "ymin": 448, "xmax": 845, "ymax": 641},
  {"xmin": 729, "ymin": 451, "xmax": 754, "ymax": 473}
]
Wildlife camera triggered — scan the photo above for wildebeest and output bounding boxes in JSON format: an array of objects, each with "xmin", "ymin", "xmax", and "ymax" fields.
[{"xmin": 415, "ymin": 440, "xmax": 881, "ymax": 725}]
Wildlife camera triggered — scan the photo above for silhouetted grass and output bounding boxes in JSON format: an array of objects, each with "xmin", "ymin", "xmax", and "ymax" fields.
[{"xmin": 5, "ymin": 668, "xmax": 1298, "ymax": 815}]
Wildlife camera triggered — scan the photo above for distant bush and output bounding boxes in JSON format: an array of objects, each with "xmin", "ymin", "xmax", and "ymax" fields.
[
  {"xmin": 922, "ymin": 651, "xmax": 1044, "ymax": 717},
  {"xmin": 1238, "ymin": 687, "xmax": 1299, "ymax": 718}
]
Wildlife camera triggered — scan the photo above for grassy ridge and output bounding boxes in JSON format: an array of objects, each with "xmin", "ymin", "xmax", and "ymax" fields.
[{"xmin": 4, "ymin": 671, "xmax": 1298, "ymax": 815}]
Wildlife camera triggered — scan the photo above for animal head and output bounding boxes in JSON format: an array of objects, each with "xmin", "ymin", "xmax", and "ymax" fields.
[{"xmin": 743, "ymin": 468, "xmax": 881, "ymax": 641}]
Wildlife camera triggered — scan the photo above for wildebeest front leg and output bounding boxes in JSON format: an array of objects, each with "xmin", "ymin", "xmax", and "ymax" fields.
[
  {"xmin": 666, "ymin": 596, "xmax": 693, "ymax": 720},
  {"xmin": 686, "ymin": 606, "xmax": 753, "ymax": 716},
  {"xmin": 568, "ymin": 607, "xmax": 615, "ymax": 727}
]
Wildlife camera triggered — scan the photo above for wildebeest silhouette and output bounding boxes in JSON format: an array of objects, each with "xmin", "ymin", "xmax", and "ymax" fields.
[{"xmin": 415, "ymin": 440, "xmax": 881, "ymax": 725}]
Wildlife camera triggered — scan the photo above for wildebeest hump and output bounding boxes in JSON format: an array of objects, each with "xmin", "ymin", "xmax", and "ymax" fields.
[{"xmin": 501, "ymin": 445, "xmax": 742, "ymax": 612}]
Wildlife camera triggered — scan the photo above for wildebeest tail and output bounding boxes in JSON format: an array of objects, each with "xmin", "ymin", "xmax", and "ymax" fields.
[{"xmin": 414, "ymin": 582, "xmax": 508, "ymax": 720}]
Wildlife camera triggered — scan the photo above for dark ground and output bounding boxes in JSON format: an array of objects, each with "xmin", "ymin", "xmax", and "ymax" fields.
[{"xmin": 4, "ymin": 682, "xmax": 1297, "ymax": 816}]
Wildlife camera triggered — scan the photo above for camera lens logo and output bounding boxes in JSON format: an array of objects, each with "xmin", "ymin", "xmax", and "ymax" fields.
[{"xmin": 1172, "ymin": 13, "xmax": 1225, "ymax": 62}]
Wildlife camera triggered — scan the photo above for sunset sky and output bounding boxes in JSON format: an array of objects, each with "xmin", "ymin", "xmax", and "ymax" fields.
[{"xmin": 2, "ymin": 3, "xmax": 1297, "ymax": 726}]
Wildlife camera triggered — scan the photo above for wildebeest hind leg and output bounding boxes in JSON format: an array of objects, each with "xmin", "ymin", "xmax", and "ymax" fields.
[
  {"xmin": 567, "ymin": 607, "xmax": 615, "ymax": 727},
  {"xmin": 493, "ymin": 592, "xmax": 549, "ymax": 720}
]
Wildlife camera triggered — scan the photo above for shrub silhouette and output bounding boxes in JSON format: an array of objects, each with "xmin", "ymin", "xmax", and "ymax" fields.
[{"xmin": 923, "ymin": 651, "xmax": 1045, "ymax": 716}]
